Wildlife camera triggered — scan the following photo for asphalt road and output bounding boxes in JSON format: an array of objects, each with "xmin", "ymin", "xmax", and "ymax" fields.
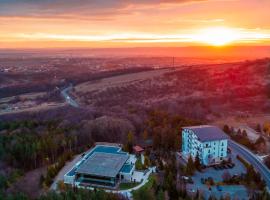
[
  {"xmin": 229, "ymin": 140, "xmax": 270, "ymax": 189},
  {"xmin": 61, "ymin": 86, "xmax": 79, "ymax": 108}
]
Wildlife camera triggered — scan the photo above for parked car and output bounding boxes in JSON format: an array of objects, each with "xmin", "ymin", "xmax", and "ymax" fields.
[
  {"xmin": 181, "ymin": 176, "xmax": 194, "ymax": 184},
  {"xmin": 223, "ymin": 165, "xmax": 229, "ymax": 169},
  {"xmin": 216, "ymin": 185, "xmax": 222, "ymax": 191},
  {"xmin": 201, "ymin": 165, "xmax": 206, "ymax": 169},
  {"xmin": 181, "ymin": 176, "xmax": 189, "ymax": 181},
  {"xmin": 187, "ymin": 177, "xmax": 194, "ymax": 184},
  {"xmin": 226, "ymin": 163, "xmax": 232, "ymax": 168},
  {"xmin": 217, "ymin": 166, "xmax": 223, "ymax": 170},
  {"xmin": 201, "ymin": 178, "xmax": 205, "ymax": 184}
]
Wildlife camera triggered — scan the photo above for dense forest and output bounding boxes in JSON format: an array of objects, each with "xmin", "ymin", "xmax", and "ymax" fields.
[{"xmin": 0, "ymin": 110, "xmax": 202, "ymax": 199}]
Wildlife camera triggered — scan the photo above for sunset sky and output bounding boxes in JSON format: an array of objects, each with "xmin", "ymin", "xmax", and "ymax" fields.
[{"xmin": 0, "ymin": 0, "xmax": 270, "ymax": 48}]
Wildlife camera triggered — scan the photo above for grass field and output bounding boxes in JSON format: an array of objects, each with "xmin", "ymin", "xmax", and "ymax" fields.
[{"xmin": 119, "ymin": 182, "xmax": 140, "ymax": 190}]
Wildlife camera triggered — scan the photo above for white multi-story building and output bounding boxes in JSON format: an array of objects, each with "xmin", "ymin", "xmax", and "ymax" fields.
[{"xmin": 182, "ymin": 125, "xmax": 229, "ymax": 166}]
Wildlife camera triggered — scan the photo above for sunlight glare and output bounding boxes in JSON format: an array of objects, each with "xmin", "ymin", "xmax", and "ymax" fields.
[{"xmin": 193, "ymin": 27, "xmax": 242, "ymax": 46}]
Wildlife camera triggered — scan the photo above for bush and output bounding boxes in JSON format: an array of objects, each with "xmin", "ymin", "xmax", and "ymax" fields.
[
  {"xmin": 222, "ymin": 170, "xmax": 232, "ymax": 183},
  {"xmin": 135, "ymin": 158, "xmax": 146, "ymax": 170}
]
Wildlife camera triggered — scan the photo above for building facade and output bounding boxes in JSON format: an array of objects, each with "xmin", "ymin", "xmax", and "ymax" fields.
[{"xmin": 182, "ymin": 125, "xmax": 229, "ymax": 166}]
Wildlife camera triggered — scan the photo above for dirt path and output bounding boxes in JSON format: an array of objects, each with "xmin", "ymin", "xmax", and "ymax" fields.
[{"xmin": 0, "ymin": 102, "xmax": 65, "ymax": 116}]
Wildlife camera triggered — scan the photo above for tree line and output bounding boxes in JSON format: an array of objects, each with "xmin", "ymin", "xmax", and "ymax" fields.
[
  {"xmin": 0, "ymin": 120, "xmax": 80, "ymax": 171},
  {"xmin": 144, "ymin": 110, "xmax": 202, "ymax": 152},
  {"xmin": 1, "ymin": 188, "xmax": 127, "ymax": 200}
]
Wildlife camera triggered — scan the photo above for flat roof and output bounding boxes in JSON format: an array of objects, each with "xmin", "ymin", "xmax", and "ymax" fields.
[
  {"xmin": 76, "ymin": 152, "xmax": 129, "ymax": 178},
  {"xmin": 183, "ymin": 125, "xmax": 229, "ymax": 142}
]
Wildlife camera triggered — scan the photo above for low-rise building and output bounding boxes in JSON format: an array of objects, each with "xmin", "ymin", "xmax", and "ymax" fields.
[
  {"xmin": 133, "ymin": 145, "xmax": 144, "ymax": 155},
  {"xmin": 64, "ymin": 144, "xmax": 136, "ymax": 189},
  {"xmin": 182, "ymin": 125, "xmax": 229, "ymax": 166}
]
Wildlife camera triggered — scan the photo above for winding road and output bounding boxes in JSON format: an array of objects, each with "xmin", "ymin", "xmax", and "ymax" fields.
[
  {"xmin": 61, "ymin": 85, "xmax": 79, "ymax": 108},
  {"xmin": 229, "ymin": 140, "xmax": 270, "ymax": 189}
]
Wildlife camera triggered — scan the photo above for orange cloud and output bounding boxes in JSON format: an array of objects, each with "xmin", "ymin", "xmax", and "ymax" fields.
[{"xmin": 0, "ymin": 0, "xmax": 270, "ymax": 48}]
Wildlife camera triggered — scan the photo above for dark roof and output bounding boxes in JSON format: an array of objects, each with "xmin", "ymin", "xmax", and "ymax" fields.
[
  {"xmin": 183, "ymin": 125, "xmax": 229, "ymax": 142},
  {"xmin": 75, "ymin": 152, "xmax": 129, "ymax": 177},
  {"xmin": 140, "ymin": 139, "xmax": 153, "ymax": 148},
  {"xmin": 133, "ymin": 145, "xmax": 144, "ymax": 152}
]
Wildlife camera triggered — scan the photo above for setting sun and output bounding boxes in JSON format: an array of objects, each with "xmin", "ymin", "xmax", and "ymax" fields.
[{"xmin": 193, "ymin": 27, "xmax": 241, "ymax": 46}]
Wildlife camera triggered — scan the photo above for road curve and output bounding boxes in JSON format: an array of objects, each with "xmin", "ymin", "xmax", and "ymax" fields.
[
  {"xmin": 61, "ymin": 86, "xmax": 79, "ymax": 108},
  {"xmin": 229, "ymin": 140, "xmax": 270, "ymax": 188}
]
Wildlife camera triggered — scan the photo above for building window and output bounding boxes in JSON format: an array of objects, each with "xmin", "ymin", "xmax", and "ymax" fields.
[
  {"xmin": 221, "ymin": 153, "xmax": 223, "ymax": 157},
  {"xmin": 208, "ymin": 150, "xmax": 210, "ymax": 153}
]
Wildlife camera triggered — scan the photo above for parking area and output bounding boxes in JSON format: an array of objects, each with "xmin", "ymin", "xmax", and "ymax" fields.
[
  {"xmin": 186, "ymin": 150, "xmax": 249, "ymax": 199},
  {"xmin": 187, "ymin": 184, "xmax": 248, "ymax": 199}
]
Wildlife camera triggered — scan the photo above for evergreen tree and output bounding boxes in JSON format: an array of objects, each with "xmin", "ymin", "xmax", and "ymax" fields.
[
  {"xmin": 124, "ymin": 131, "xmax": 134, "ymax": 153},
  {"xmin": 133, "ymin": 187, "xmax": 155, "ymax": 200},
  {"xmin": 223, "ymin": 125, "xmax": 230, "ymax": 134},
  {"xmin": 143, "ymin": 130, "xmax": 148, "ymax": 141},
  {"xmin": 144, "ymin": 155, "xmax": 151, "ymax": 168},
  {"xmin": 157, "ymin": 189, "xmax": 165, "ymax": 200},
  {"xmin": 237, "ymin": 129, "xmax": 242, "ymax": 136},
  {"xmin": 256, "ymin": 124, "xmax": 262, "ymax": 133},
  {"xmin": 222, "ymin": 170, "xmax": 231, "ymax": 183},
  {"xmin": 242, "ymin": 130, "xmax": 248, "ymax": 137},
  {"xmin": 194, "ymin": 154, "xmax": 201, "ymax": 171},
  {"xmin": 186, "ymin": 156, "xmax": 195, "ymax": 175}
]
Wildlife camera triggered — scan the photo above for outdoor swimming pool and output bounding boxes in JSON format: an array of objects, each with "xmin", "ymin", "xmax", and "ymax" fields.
[{"xmin": 120, "ymin": 164, "xmax": 133, "ymax": 174}]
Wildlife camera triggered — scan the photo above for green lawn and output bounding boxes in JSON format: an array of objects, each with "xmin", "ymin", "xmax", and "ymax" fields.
[
  {"xmin": 119, "ymin": 182, "xmax": 140, "ymax": 190},
  {"xmin": 140, "ymin": 174, "xmax": 155, "ymax": 190},
  {"xmin": 131, "ymin": 174, "xmax": 156, "ymax": 195}
]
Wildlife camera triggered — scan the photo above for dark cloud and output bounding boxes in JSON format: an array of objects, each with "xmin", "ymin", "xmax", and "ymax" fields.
[{"xmin": 0, "ymin": 0, "xmax": 208, "ymax": 18}]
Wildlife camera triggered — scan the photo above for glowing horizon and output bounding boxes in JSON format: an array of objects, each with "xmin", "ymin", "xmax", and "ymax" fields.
[{"xmin": 0, "ymin": 0, "xmax": 270, "ymax": 48}]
